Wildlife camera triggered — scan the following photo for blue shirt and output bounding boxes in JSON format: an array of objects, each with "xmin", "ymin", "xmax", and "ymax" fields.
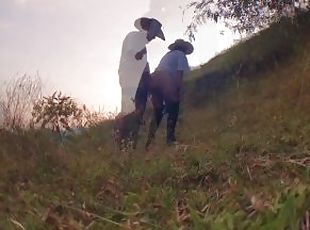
[{"xmin": 155, "ymin": 50, "xmax": 190, "ymax": 77}]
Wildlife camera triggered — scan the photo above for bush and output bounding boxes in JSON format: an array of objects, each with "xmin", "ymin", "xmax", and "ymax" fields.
[{"xmin": 31, "ymin": 91, "xmax": 105, "ymax": 134}]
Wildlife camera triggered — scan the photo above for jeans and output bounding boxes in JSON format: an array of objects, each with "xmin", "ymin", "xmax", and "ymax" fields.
[{"xmin": 146, "ymin": 71, "xmax": 181, "ymax": 149}]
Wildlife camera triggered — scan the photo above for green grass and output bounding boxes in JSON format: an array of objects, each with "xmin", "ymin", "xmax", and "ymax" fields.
[{"xmin": 1, "ymin": 13, "xmax": 310, "ymax": 229}]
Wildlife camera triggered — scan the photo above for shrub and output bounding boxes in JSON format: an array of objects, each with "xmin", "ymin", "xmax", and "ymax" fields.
[{"xmin": 31, "ymin": 91, "xmax": 104, "ymax": 134}]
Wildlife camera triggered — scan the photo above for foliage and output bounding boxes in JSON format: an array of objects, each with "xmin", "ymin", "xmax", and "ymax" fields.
[
  {"xmin": 31, "ymin": 91, "xmax": 104, "ymax": 134},
  {"xmin": 186, "ymin": 0, "xmax": 309, "ymax": 38},
  {"xmin": 0, "ymin": 74, "xmax": 42, "ymax": 130}
]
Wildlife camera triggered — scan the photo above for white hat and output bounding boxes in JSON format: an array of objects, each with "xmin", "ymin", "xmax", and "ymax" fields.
[{"xmin": 134, "ymin": 17, "xmax": 165, "ymax": 41}]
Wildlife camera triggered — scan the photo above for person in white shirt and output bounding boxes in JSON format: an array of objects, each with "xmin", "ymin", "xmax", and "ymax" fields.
[
  {"xmin": 146, "ymin": 39, "xmax": 193, "ymax": 149},
  {"xmin": 118, "ymin": 17, "xmax": 165, "ymax": 115}
]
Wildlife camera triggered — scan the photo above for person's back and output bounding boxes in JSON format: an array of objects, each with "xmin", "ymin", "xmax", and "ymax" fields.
[
  {"xmin": 155, "ymin": 50, "xmax": 190, "ymax": 78},
  {"xmin": 150, "ymin": 49, "xmax": 190, "ymax": 103}
]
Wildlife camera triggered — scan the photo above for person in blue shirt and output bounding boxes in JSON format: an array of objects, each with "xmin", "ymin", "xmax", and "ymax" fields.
[{"xmin": 146, "ymin": 39, "xmax": 194, "ymax": 149}]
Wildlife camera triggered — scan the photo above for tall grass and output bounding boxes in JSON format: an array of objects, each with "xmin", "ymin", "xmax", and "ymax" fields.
[{"xmin": 0, "ymin": 74, "xmax": 42, "ymax": 130}]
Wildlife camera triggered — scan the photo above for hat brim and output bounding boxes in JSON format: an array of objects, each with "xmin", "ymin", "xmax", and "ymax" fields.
[
  {"xmin": 134, "ymin": 17, "xmax": 165, "ymax": 41},
  {"xmin": 168, "ymin": 41, "xmax": 194, "ymax": 55},
  {"xmin": 156, "ymin": 29, "xmax": 165, "ymax": 40}
]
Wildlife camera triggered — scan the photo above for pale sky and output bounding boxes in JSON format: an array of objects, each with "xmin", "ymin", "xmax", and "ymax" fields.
[{"xmin": 0, "ymin": 0, "xmax": 237, "ymax": 112}]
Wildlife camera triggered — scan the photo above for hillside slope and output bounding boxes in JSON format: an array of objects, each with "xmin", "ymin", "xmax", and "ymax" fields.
[
  {"xmin": 185, "ymin": 12, "xmax": 310, "ymax": 107},
  {"xmin": 0, "ymin": 13, "xmax": 309, "ymax": 229}
]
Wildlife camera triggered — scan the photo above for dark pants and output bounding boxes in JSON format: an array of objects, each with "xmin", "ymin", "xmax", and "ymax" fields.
[
  {"xmin": 146, "ymin": 71, "xmax": 181, "ymax": 149},
  {"xmin": 134, "ymin": 70, "xmax": 151, "ymax": 120}
]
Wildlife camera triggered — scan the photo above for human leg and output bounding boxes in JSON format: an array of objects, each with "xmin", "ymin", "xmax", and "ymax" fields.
[
  {"xmin": 134, "ymin": 71, "xmax": 151, "ymax": 120},
  {"xmin": 145, "ymin": 90, "xmax": 164, "ymax": 149},
  {"xmin": 166, "ymin": 101, "xmax": 180, "ymax": 145}
]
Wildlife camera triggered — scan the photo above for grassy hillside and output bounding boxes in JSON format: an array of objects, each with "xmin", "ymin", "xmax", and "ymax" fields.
[
  {"xmin": 185, "ymin": 12, "xmax": 310, "ymax": 107},
  {"xmin": 0, "ymin": 13, "xmax": 310, "ymax": 229}
]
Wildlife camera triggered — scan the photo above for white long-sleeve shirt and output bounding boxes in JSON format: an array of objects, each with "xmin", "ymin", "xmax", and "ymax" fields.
[{"xmin": 118, "ymin": 31, "xmax": 149, "ymax": 88}]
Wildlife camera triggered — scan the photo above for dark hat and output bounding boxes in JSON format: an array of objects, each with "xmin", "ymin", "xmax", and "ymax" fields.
[
  {"xmin": 168, "ymin": 39, "xmax": 194, "ymax": 55},
  {"xmin": 134, "ymin": 17, "xmax": 165, "ymax": 40}
]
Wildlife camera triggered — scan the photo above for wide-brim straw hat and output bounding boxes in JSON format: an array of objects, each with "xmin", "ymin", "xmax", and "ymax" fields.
[
  {"xmin": 168, "ymin": 39, "xmax": 194, "ymax": 55},
  {"xmin": 134, "ymin": 17, "xmax": 165, "ymax": 40}
]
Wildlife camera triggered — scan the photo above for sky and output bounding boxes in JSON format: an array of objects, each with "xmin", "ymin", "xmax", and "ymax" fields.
[{"xmin": 0, "ymin": 0, "xmax": 238, "ymax": 112}]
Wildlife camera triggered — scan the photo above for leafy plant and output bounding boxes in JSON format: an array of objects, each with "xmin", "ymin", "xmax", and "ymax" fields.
[
  {"xmin": 31, "ymin": 91, "xmax": 102, "ymax": 134},
  {"xmin": 186, "ymin": 0, "xmax": 309, "ymax": 38}
]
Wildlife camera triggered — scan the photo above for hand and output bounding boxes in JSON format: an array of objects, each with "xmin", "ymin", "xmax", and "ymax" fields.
[
  {"xmin": 135, "ymin": 48, "xmax": 146, "ymax": 60},
  {"xmin": 135, "ymin": 51, "xmax": 144, "ymax": 60}
]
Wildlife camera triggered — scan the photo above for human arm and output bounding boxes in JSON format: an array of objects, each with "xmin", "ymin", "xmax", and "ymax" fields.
[
  {"xmin": 122, "ymin": 32, "xmax": 147, "ymax": 61},
  {"xmin": 175, "ymin": 53, "xmax": 190, "ymax": 98},
  {"xmin": 135, "ymin": 47, "xmax": 147, "ymax": 60}
]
